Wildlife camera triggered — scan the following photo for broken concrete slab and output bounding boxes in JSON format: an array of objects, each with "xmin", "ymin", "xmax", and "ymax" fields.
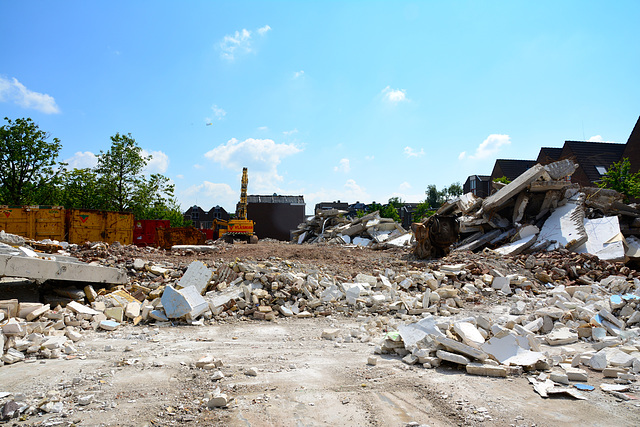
[
  {"xmin": 493, "ymin": 233, "xmax": 538, "ymax": 256},
  {"xmin": 161, "ymin": 285, "xmax": 209, "ymax": 320},
  {"xmin": 0, "ymin": 254, "xmax": 127, "ymax": 284},
  {"xmin": 466, "ymin": 362, "xmax": 507, "ymax": 377},
  {"xmin": 481, "ymin": 334, "xmax": 546, "ymax": 366},
  {"xmin": 538, "ymin": 200, "xmax": 587, "ymax": 252},
  {"xmin": 434, "ymin": 336, "xmax": 487, "ymax": 361},
  {"xmin": 482, "ymin": 164, "xmax": 547, "ymax": 213},
  {"xmin": 177, "ymin": 261, "xmax": 213, "ymax": 294}
]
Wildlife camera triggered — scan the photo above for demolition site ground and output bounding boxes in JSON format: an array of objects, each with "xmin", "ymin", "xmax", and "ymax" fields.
[{"xmin": 1, "ymin": 241, "xmax": 639, "ymax": 426}]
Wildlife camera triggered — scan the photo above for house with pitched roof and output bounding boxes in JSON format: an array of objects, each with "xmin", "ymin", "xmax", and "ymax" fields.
[
  {"xmin": 490, "ymin": 159, "xmax": 537, "ymax": 182},
  {"xmin": 463, "ymin": 175, "xmax": 492, "ymax": 197}
]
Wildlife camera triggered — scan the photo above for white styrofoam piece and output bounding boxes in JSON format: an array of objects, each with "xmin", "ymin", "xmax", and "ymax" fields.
[{"xmin": 538, "ymin": 201, "xmax": 586, "ymax": 251}]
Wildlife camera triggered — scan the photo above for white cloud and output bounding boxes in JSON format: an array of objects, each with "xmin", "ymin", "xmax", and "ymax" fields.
[
  {"xmin": 283, "ymin": 128, "xmax": 298, "ymax": 136},
  {"xmin": 65, "ymin": 151, "xmax": 98, "ymax": 169},
  {"xmin": 294, "ymin": 70, "xmax": 305, "ymax": 79},
  {"xmin": 399, "ymin": 182, "xmax": 411, "ymax": 191},
  {"xmin": 459, "ymin": 134, "xmax": 511, "ymax": 160},
  {"xmin": 219, "ymin": 25, "xmax": 270, "ymax": 60},
  {"xmin": 182, "ymin": 181, "xmax": 237, "ymax": 210},
  {"xmin": 365, "ymin": 155, "xmax": 374, "ymax": 161},
  {"xmin": 257, "ymin": 25, "xmax": 272, "ymax": 36},
  {"xmin": 588, "ymin": 135, "xmax": 603, "ymax": 142},
  {"xmin": 193, "ymin": 164, "xmax": 204, "ymax": 169},
  {"xmin": 176, "ymin": 174, "xmax": 184, "ymax": 179},
  {"xmin": 0, "ymin": 76, "xmax": 60, "ymax": 114},
  {"xmin": 334, "ymin": 158, "xmax": 351, "ymax": 173},
  {"xmin": 381, "ymin": 86, "xmax": 408, "ymax": 103},
  {"xmin": 204, "ymin": 137, "xmax": 302, "ymax": 192},
  {"xmin": 404, "ymin": 146, "xmax": 425, "ymax": 158},
  {"xmin": 141, "ymin": 149, "xmax": 169, "ymax": 174},
  {"xmin": 219, "ymin": 28, "xmax": 252, "ymax": 60},
  {"xmin": 258, "ymin": 126, "xmax": 269, "ymax": 131},
  {"xmin": 205, "ymin": 105, "xmax": 226, "ymax": 124}
]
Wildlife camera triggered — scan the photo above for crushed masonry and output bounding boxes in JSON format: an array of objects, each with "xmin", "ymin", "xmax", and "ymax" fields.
[{"xmin": 2, "ymin": 156, "xmax": 640, "ymax": 420}]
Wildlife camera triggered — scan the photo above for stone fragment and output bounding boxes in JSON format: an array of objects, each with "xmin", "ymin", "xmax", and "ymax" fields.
[
  {"xmin": 437, "ymin": 349, "xmax": 471, "ymax": 365},
  {"xmin": 84, "ymin": 285, "xmax": 97, "ymax": 302},
  {"xmin": 589, "ymin": 351, "xmax": 608, "ymax": 371},
  {"xmin": 1, "ymin": 348, "xmax": 25, "ymax": 364},
  {"xmin": 125, "ymin": 302, "xmax": 141, "ymax": 319},
  {"xmin": 434, "ymin": 336, "xmax": 487, "ymax": 361},
  {"xmin": 77, "ymin": 394, "xmax": 94, "ymax": 405},
  {"xmin": 25, "ymin": 304, "xmax": 50, "ymax": 321},
  {"xmin": 99, "ymin": 320, "xmax": 120, "ymax": 331},
  {"xmin": 453, "ymin": 322, "xmax": 485, "ymax": 348},
  {"xmin": 177, "ymin": 261, "xmax": 213, "ymax": 294},
  {"xmin": 105, "ymin": 306, "xmax": 124, "ymax": 322},
  {"xmin": 546, "ymin": 328, "xmax": 578, "ymax": 346},
  {"xmin": 466, "ymin": 363, "xmax": 507, "ymax": 377},
  {"xmin": 149, "ymin": 310, "xmax": 169, "ymax": 322},
  {"xmin": 207, "ymin": 393, "xmax": 228, "ymax": 408},
  {"xmin": 161, "ymin": 285, "xmax": 209, "ymax": 320},
  {"xmin": 67, "ymin": 301, "xmax": 101, "ymax": 316},
  {"xmin": 244, "ymin": 367, "xmax": 258, "ymax": 376},
  {"xmin": 321, "ymin": 328, "xmax": 341, "ymax": 340},
  {"xmin": 565, "ymin": 367, "xmax": 588, "ymax": 382},
  {"xmin": 367, "ymin": 356, "xmax": 378, "ymax": 366}
]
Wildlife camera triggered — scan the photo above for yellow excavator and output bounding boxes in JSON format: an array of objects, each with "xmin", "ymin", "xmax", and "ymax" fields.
[{"xmin": 212, "ymin": 167, "xmax": 258, "ymax": 244}]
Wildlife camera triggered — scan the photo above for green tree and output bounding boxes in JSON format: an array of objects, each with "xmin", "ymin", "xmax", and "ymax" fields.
[
  {"xmin": 598, "ymin": 158, "xmax": 640, "ymax": 202},
  {"xmin": 60, "ymin": 168, "xmax": 102, "ymax": 209},
  {"xmin": 95, "ymin": 133, "xmax": 151, "ymax": 211},
  {"xmin": 131, "ymin": 173, "xmax": 186, "ymax": 226},
  {"xmin": 493, "ymin": 176, "xmax": 511, "ymax": 185},
  {"xmin": 412, "ymin": 200, "xmax": 435, "ymax": 222},
  {"xmin": 0, "ymin": 117, "xmax": 65, "ymax": 205},
  {"xmin": 364, "ymin": 198, "xmax": 401, "ymax": 222},
  {"xmin": 446, "ymin": 182, "xmax": 463, "ymax": 198},
  {"xmin": 425, "ymin": 184, "xmax": 441, "ymax": 208}
]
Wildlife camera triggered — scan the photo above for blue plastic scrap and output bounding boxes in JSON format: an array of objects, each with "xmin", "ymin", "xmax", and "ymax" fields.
[{"xmin": 574, "ymin": 383, "xmax": 595, "ymax": 391}]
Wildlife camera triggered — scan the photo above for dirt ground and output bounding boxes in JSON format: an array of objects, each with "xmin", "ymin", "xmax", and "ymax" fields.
[{"xmin": 2, "ymin": 241, "xmax": 640, "ymax": 426}]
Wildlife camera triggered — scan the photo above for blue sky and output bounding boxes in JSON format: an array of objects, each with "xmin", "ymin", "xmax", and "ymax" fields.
[{"xmin": 1, "ymin": 1, "xmax": 639, "ymax": 215}]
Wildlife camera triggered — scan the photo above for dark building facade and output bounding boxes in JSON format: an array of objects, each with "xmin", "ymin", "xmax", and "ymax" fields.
[
  {"xmin": 463, "ymin": 175, "xmax": 491, "ymax": 197},
  {"xmin": 183, "ymin": 205, "xmax": 230, "ymax": 229},
  {"xmin": 247, "ymin": 195, "xmax": 305, "ymax": 241}
]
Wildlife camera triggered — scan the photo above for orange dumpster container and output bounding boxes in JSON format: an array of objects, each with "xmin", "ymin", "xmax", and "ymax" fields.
[
  {"xmin": 0, "ymin": 205, "xmax": 65, "ymax": 242},
  {"xmin": 67, "ymin": 209, "xmax": 134, "ymax": 245}
]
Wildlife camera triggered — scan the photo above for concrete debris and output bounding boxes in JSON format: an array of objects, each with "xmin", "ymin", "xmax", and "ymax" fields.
[
  {"xmin": 1, "ymin": 227, "xmax": 640, "ymax": 412},
  {"xmin": 406, "ymin": 159, "xmax": 640, "ymax": 263},
  {"xmin": 292, "ymin": 210, "xmax": 411, "ymax": 248}
]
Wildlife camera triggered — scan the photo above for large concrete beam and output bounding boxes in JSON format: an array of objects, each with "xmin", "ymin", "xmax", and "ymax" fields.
[
  {"xmin": 0, "ymin": 254, "xmax": 128, "ymax": 284},
  {"xmin": 482, "ymin": 164, "xmax": 547, "ymax": 213}
]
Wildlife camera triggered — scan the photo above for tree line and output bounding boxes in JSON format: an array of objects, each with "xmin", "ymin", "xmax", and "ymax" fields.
[{"xmin": 0, "ymin": 117, "xmax": 187, "ymax": 226}]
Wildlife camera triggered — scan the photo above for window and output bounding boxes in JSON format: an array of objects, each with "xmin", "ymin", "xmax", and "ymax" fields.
[
  {"xmin": 595, "ymin": 166, "xmax": 607, "ymax": 175},
  {"xmin": 191, "ymin": 211, "xmax": 199, "ymax": 220}
]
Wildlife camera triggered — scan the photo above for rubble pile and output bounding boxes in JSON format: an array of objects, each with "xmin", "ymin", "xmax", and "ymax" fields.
[
  {"xmin": 292, "ymin": 210, "xmax": 412, "ymax": 248},
  {"xmin": 441, "ymin": 159, "xmax": 640, "ymax": 262},
  {"xmin": 2, "ymin": 212, "xmax": 640, "ymax": 415}
]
